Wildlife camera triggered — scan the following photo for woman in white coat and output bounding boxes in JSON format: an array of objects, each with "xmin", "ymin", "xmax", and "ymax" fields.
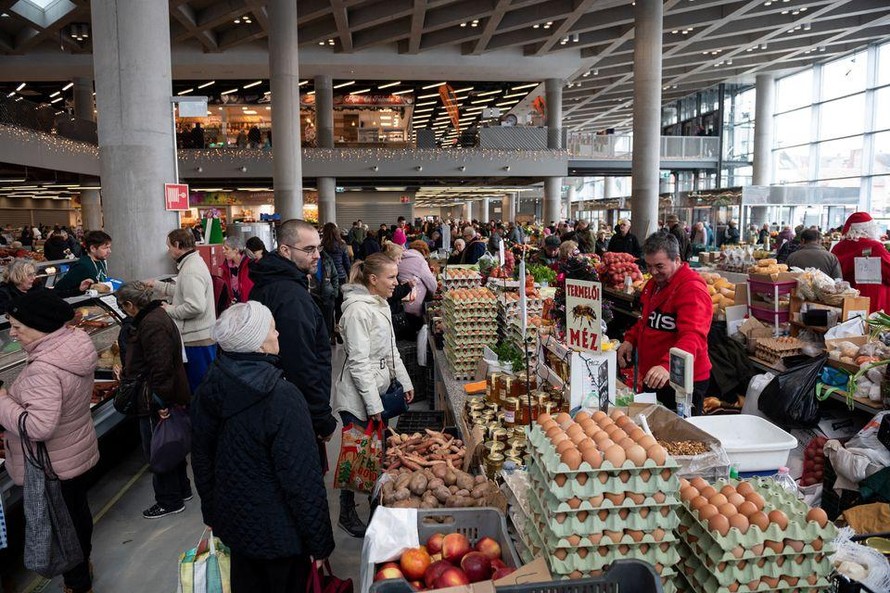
[{"xmin": 334, "ymin": 253, "xmax": 414, "ymax": 538}]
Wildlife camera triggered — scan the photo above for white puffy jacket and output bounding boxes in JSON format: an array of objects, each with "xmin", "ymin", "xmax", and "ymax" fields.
[{"xmin": 334, "ymin": 284, "xmax": 413, "ymax": 421}]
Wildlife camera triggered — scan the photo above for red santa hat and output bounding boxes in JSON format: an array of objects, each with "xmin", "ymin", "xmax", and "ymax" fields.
[{"xmin": 842, "ymin": 212, "xmax": 873, "ymax": 236}]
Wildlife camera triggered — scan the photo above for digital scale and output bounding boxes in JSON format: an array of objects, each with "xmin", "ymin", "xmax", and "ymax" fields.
[{"xmin": 669, "ymin": 347, "xmax": 694, "ymax": 418}]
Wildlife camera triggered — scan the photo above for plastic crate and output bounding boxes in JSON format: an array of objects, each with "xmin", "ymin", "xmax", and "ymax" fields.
[
  {"xmin": 395, "ymin": 411, "xmax": 446, "ymax": 434},
  {"xmin": 367, "ymin": 508, "xmax": 521, "ymax": 593}
]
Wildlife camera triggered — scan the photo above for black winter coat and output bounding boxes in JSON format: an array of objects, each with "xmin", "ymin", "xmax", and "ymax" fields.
[
  {"xmin": 191, "ymin": 351, "xmax": 335, "ymax": 560},
  {"xmin": 249, "ymin": 253, "xmax": 337, "ymax": 438},
  {"xmin": 607, "ymin": 230, "xmax": 642, "ymax": 258}
]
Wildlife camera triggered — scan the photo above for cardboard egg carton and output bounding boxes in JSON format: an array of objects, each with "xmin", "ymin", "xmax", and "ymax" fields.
[
  {"xmin": 754, "ymin": 337, "xmax": 803, "ymax": 363},
  {"xmin": 677, "ymin": 545, "xmax": 829, "ymax": 593}
]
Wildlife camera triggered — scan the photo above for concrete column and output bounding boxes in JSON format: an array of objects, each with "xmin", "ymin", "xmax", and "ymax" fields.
[
  {"xmin": 269, "ymin": 0, "xmax": 303, "ymax": 219},
  {"xmin": 567, "ymin": 184, "xmax": 577, "ymax": 220},
  {"xmin": 750, "ymin": 73, "xmax": 775, "ymax": 227},
  {"xmin": 317, "ymin": 177, "xmax": 336, "ymax": 224},
  {"xmin": 630, "ymin": 0, "xmax": 663, "ymax": 239},
  {"xmin": 479, "ymin": 197, "xmax": 490, "ymax": 223},
  {"xmin": 73, "ymin": 77, "xmax": 95, "ymax": 122},
  {"xmin": 315, "ymin": 75, "xmax": 334, "ymax": 148},
  {"xmin": 501, "ymin": 195, "xmax": 515, "ymax": 222},
  {"xmin": 91, "ymin": 0, "xmax": 179, "ymax": 279},
  {"xmin": 545, "ymin": 79, "xmax": 564, "ymax": 150},
  {"xmin": 544, "ymin": 177, "xmax": 562, "ymax": 224},
  {"xmin": 464, "ymin": 200, "xmax": 474, "ymax": 222},
  {"xmin": 604, "ymin": 177, "xmax": 615, "ymax": 200},
  {"xmin": 80, "ymin": 189, "xmax": 102, "ymax": 230}
]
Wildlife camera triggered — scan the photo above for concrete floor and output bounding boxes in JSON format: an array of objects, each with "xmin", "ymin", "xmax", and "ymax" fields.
[{"xmin": 7, "ymin": 345, "xmax": 369, "ymax": 593}]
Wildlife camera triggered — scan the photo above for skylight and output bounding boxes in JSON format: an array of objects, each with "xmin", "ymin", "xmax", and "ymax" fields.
[{"xmin": 23, "ymin": 0, "xmax": 57, "ymax": 8}]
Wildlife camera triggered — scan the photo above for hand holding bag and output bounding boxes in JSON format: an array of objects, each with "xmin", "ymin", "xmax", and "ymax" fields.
[
  {"xmin": 380, "ymin": 316, "xmax": 408, "ymax": 421},
  {"xmin": 307, "ymin": 559, "xmax": 353, "ymax": 593},
  {"xmin": 18, "ymin": 412, "xmax": 84, "ymax": 578},
  {"xmin": 113, "ymin": 374, "xmax": 151, "ymax": 417},
  {"xmin": 334, "ymin": 421, "xmax": 383, "ymax": 494},
  {"xmin": 150, "ymin": 405, "xmax": 192, "ymax": 473}
]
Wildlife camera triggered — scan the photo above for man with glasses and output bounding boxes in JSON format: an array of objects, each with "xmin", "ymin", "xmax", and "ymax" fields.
[{"xmin": 250, "ymin": 219, "xmax": 337, "ymax": 447}]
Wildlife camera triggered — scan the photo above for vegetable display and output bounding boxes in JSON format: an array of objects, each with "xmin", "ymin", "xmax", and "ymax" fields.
[
  {"xmin": 384, "ymin": 428, "xmax": 467, "ymax": 471},
  {"xmin": 598, "ymin": 252, "xmax": 643, "ymax": 289},
  {"xmin": 380, "ymin": 464, "xmax": 498, "ymax": 509}
]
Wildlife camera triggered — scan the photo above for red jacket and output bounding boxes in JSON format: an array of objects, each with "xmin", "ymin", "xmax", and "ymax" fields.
[
  {"xmin": 623, "ymin": 263, "xmax": 712, "ymax": 388},
  {"xmin": 831, "ymin": 238, "xmax": 890, "ymax": 314},
  {"xmin": 218, "ymin": 255, "xmax": 254, "ymax": 303}
]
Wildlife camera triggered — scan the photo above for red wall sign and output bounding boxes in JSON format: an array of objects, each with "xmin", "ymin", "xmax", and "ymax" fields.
[{"xmin": 165, "ymin": 183, "xmax": 190, "ymax": 211}]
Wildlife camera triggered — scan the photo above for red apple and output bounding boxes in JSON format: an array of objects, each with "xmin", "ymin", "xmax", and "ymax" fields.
[
  {"xmin": 427, "ymin": 532, "xmax": 445, "ymax": 555},
  {"xmin": 435, "ymin": 567, "xmax": 470, "ymax": 588},
  {"xmin": 400, "ymin": 547, "xmax": 432, "ymax": 581},
  {"xmin": 442, "ymin": 533, "xmax": 471, "ymax": 564},
  {"xmin": 492, "ymin": 566, "xmax": 516, "ymax": 580},
  {"xmin": 424, "ymin": 560, "xmax": 452, "ymax": 589},
  {"xmin": 475, "ymin": 536, "xmax": 502, "ymax": 561},
  {"xmin": 461, "ymin": 551, "xmax": 493, "ymax": 583},
  {"xmin": 491, "ymin": 558, "xmax": 507, "ymax": 571},
  {"xmin": 409, "ymin": 581, "xmax": 424, "ymax": 591},
  {"xmin": 374, "ymin": 562, "xmax": 404, "ymax": 582}
]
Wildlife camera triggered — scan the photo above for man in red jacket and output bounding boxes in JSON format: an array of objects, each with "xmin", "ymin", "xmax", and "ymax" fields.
[
  {"xmin": 831, "ymin": 211, "xmax": 890, "ymax": 314},
  {"xmin": 617, "ymin": 233, "xmax": 713, "ymax": 415}
]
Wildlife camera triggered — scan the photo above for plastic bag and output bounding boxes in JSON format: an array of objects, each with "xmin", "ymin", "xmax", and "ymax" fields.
[
  {"xmin": 831, "ymin": 526, "xmax": 890, "ymax": 593},
  {"xmin": 825, "ymin": 316, "xmax": 866, "ymax": 339},
  {"xmin": 758, "ymin": 354, "xmax": 826, "ymax": 427},
  {"xmin": 178, "ymin": 529, "xmax": 231, "ymax": 593},
  {"xmin": 416, "ymin": 324, "xmax": 429, "ymax": 367},
  {"xmin": 150, "ymin": 406, "xmax": 192, "ymax": 474},
  {"xmin": 334, "ymin": 421, "xmax": 383, "ymax": 494},
  {"xmin": 741, "ymin": 372, "xmax": 774, "ymax": 418},
  {"xmin": 845, "ymin": 411, "xmax": 890, "ymax": 468},
  {"xmin": 359, "ymin": 507, "xmax": 420, "ymax": 588}
]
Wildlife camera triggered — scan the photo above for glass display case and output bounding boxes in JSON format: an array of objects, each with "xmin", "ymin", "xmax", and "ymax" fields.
[{"xmin": 0, "ymin": 293, "xmax": 127, "ymax": 507}]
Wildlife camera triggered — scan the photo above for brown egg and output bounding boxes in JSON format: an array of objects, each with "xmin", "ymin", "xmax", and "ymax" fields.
[
  {"xmin": 627, "ymin": 492, "xmax": 645, "ymax": 504},
  {"xmin": 625, "ymin": 444, "xmax": 648, "ymax": 467},
  {"xmin": 582, "ymin": 447, "xmax": 602, "ymax": 469},
  {"xmin": 708, "ymin": 514, "xmax": 730, "ymax": 536},
  {"xmin": 561, "ymin": 448, "xmax": 582, "ymax": 470},
  {"xmin": 555, "ymin": 474, "xmax": 567, "ymax": 487},
  {"xmin": 567, "ymin": 497, "xmax": 582, "ymax": 509},
  {"xmin": 551, "ymin": 432, "xmax": 569, "ymax": 446},
  {"xmin": 637, "ymin": 434, "xmax": 657, "ymax": 450},
  {"xmin": 747, "ymin": 579, "xmax": 761, "ymax": 592},
  {"xmin": 545, "ymin": 425, "xmax": 563, "ymax": 440},
  {"xmin": 556, "ymin": 440, "xmax": 575, "ymax": 455},
  {"xmin": 606, "ymin": 427, "xmax": 627, "ymax": 442},
  {"xmin": 737, "ymin": 501, "xmax": 758, "ymax": 517},
  {"xmin": 761, "ymin": 576, "xmax": 780, "ymax": 589},
  {"xmin": 588, "ymin": 494, "xmax": 604, "ymax": 507},
  {"xmin": 767, "ymin": 510, "xmax": 789, "ymax": 530},
  {"xmin": 591, "ymin": 410, "xmax": 608, "ymax": 423},
  {"xmin": 604, "ymin": 529, "xmax": 623, "ymax": 543},
  {"xmin": 639, "ymin": 469, "xmax": 652, "ymax": 482},
  {"xmin": 680, "ymin": 485, "xmax": 700, "ymax": 502},
  {"xmin": 729, "ymin": 514, "xmax": 750, "ymax": 534},
  {"xmin": 812, "ymin": 538, "xmax": 824, "ymax": 551},
  {"xmin": 646, "ymin": 444, "xmax": 667, "ymax": 465},
  {"xmin": 570, "ymin": 432, "xmax": 589, "ymax": 446},
  {"xmin": 597, "ymin": 439, "xmax": 616, "ymax": 452},
  {"xmin": 619, "ymin": 508, "xmax": 630, "ymax": 519},
  {"xmin": 765, "ymin": 539, "xmax": 784, "ymax": 553},
  {"xmin": 567, "ymin": 535, "xmax": 582, "ymax": 546},
  {"xmin": 727, "ymin": 493, "xmax": 746, "ymax": 508},
  {"xmin": 569, "ymin": 570, "xmax": 584, "ymax": 579},
  {"xmin": 699, "ymin": 485, "xmax": 717, "ymax": 499},
  {"xmin": 639, "ymin": 507, "xmax": 650, "ymax": 518},
  {"xmin": 736, "ymin": 481, "xmax": 755, "ymax": 496},
  {"xmin": 605, "ymin": 492, "xmax": 625, "ymax": 506},
  {"xmin": 537, "ymin": 412, "xmax": 553, "ymax": 425},
  {"xmin": 782, "ymin": 576, "xmax": 799, "ymax": 586},
  {"xmin": 588, "ymin": 532, "xmax": 603, "ymax": 545},
  {"xmin": 582, "ymin": 423, "xmax": 600, "ymax": 438},
  {"xmin": 698, "ymin": 504, "xmax": 720, "ymax": 521},
  {"xmin": 592, "ymin": 431, "xmax": 611, "ymax": 444},
  {"xmin": 720, "ymin": 484, "xmax": 737, "ymax": 497},
  {"xmin": 628, "ymin": 427, "xmax": 646, "ymax": 441},
  {"xmin": 690, "ymin": 496, "xmax": 709, "ymax": 512},
  {"xmin": 574, "ymin": 411, "xmax": 591, "ymax": 424},
  {"xmin": 554, "ymin": 548, "xmax": 568, "ymax": 560},
  {"xmin": 690, "ymin": 477, "xmax": 709, "ymax": 490},
  {"xmin": 578, "ymin": 418, "xmax": 596, "ymax": 433},
  {"xmin": 806, "ymin": 507, "xmax": 829, "ymax": 528},
  {"xmin": 618, "ymin": 470, "xmax": 632, "ymax": 483},
  {"xmin": 578, "ymin": 437, "xmax": 597, "ymax": 452},
  {"xmin": 609, "ymin": 409, "xmax": 625, "ymax": 421},
  {"xmin": 566, "ymin": 424, "xmax": 585, "ymax": 439},
  {"xmin": 577, "ymin": 510, "xmax": 589, "ymax": 523},
  {"xmin": 539, "ymin": 419, "xmax": 557, "ymax": 432},
  {"xmin": 555, "ymin": 512, "xmax": 567, "ymax": 524},
  {"xmin": 576, "ymin": 548, "xmax": 589, "ymax": 559},
  {"xmin": 785, "ymin": 539, "xmax": 805, "ymax": 553},
  {"xmin": 718, "ymin": 503, "xmax": 739, "ymax": 517},
  {"xmin": 745, "ymin": 492, "xmax": 766, "ymax": 511},
  {"xmin": 653, "ymin": 492, "xmax": 666, "ymax": 504},
  {"xmin": 627, "ymin": 529, "xmax": 644, "ymax": 543},
  {"xmin": 652, "ymin": 527, "xmax": 666, "ymax": 541},
  {"xmin": 597, "ymin": 472, "xmax": 609, "ymax": 484},
  {"xmin": 577, "ymin": 473, "xmax": 588, "ymax": 486},
  {"xmin": 603, "ymin": 444, "xmax": 626, "ymax": 467},
  {"xmin": 555, "ymin": 412, "xmax": 573, "ymax": 429},
  {"xmin": 709, "ymin": 493, "xmax": 729, "ymax": 507}
]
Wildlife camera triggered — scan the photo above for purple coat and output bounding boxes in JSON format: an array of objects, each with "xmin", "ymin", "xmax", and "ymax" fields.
[{"xmin": 397, "ymin": 250, "xmax": 437, "ymax": 317}]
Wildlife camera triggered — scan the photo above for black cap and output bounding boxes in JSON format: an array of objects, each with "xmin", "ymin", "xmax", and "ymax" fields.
[
  {"xmin": 9, "ymin": 291, "xmax": 75, "ymax": 334},
  {"xmin": 544, "ymin": 235, "xmax": 561, "ymax": 248}
]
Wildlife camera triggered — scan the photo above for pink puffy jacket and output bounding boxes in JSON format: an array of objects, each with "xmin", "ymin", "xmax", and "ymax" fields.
[{"xmin": 0, "ymin": 326, "xmax": 99, "ymax": 485}]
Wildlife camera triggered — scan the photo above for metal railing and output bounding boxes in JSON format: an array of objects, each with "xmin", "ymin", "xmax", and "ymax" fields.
[
  {"xmin": 567, "ymin": 132, "xmax": 720, "ymax": 160},
  {"xmin": 0, "ymin": 95, "xmax": 97, "ymax": 144}
]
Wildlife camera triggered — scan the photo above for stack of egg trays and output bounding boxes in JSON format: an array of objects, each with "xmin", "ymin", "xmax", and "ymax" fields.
[
  {"xmin": 439, "ymin": 272, "xmax": 482, "ymax": 290},
  {"xmin": 522, "ymin": 423, "xmax": 682, "ymax": 581},
  {"xmin": 443, "ymin": 289, "xmax": 498, "ymax": 378},
  {"xmin": 675, "ymin": 477, "xmax": 837, "ymax": 593}
]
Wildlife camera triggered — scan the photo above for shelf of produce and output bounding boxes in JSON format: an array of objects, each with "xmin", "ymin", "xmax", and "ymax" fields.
[{"xmin": 819, "ymin": 384, "xmax": 884, "ymax": 413}]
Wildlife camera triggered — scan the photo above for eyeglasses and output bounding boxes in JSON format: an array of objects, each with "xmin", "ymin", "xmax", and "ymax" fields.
[{"xmin": 281, "ymin": 243, "xmax": 322, "ymax": 255}]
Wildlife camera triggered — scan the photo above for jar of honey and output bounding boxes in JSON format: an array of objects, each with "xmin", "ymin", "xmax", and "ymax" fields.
[
  {"xmin": 502, "ymin": 397, "xmax": 519, "ymax": 429},
  {"xmin": 484, "ymin": 452, "xmax": 505, "ymax": 479}
]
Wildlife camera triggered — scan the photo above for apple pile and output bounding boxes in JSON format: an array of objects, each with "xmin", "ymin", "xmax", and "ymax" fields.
[
  {"xmin": 801, "ymin": 436, "xmax": 827, "ymax": 487},
  {"xmin": 598, "ymin": 252, "xmax": 643, "ymax": 288},
  {"xmin": 374, "ymin": 532, "xmax": 514, "ymax": 591}
]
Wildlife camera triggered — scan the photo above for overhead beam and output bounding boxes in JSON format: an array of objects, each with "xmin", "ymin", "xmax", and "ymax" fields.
[
  {"xmin": 405, "ymin": 0, "xmax": 427, "ymax": 54},
  {"xmin": 531, "ymin": 0, "xmax": 599, "ymax": 56},
  {"xmin": 330, "ymin": 0, "xmax": 354, "ymax": 52},
  {"xmin": 470, "ymin": 0, "xmax": 510, "ymax": 55}
]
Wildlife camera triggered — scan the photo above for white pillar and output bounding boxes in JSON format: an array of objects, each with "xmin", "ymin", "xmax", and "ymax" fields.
[
  {"xmin": 91, "ymin": 0, "xmax": 179, "ymax": 278},
  {"xmin": 630, "ymin": 0, "xmax": 663, "ymax": 240},
  {"xmin": 269, "ymin": 0, "xmax": 303, "ymax": 219},
  {"xmin": 501, "ymin": 195, "xmax": 515, "ymax": 222},
  {"xmin": 80, "ymin": 189, "xmax": 102, "ymax": 230},
  {"xmin": 544, "ymin": 78, "xmax": 564, "ymax": 225},
  {"xmin": 73, "ymin": 78, "xmax": 95, "ymax": 122},
  {"xmin": 315, "ymin": 74, "xmax": 334, "ymax": 149},
  {"xmin": 751, "ymin": 74, "xmax": 775, "ymax": 227},
  {"xmin": 464, "ymin": 201, "xmax": 474, "ymax": 222},
  {"xmin": 544, "ymin": 177, "xmax": 562, "ymax": 224},
  {"xmin": 479, "ymin": 197, "xmax": 490, "ymax": 223},
  {"xmin": 318, "ymin": 177, "xmax": 336, "ymax": 224}
]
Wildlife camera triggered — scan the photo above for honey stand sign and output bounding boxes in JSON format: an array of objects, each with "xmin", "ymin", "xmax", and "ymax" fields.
[{"xmin": 565, "ymin": 279, "xmax": 603, "ymax": 353}]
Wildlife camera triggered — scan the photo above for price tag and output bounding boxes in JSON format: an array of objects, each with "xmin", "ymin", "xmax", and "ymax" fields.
[{"xmin": 854, "ymin": 256, "xmax": 882, "ymax": 284}]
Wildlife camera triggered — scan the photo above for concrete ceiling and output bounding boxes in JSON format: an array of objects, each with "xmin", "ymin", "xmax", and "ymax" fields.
[{"xmin": 0, "ymin": 0, "xmax": 888, "ymax": 133}]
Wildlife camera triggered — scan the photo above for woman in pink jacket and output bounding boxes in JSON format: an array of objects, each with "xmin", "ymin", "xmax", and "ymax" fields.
[{"xmin": 0, "ymin": 291, "xmax": 98, "ymax": 593}]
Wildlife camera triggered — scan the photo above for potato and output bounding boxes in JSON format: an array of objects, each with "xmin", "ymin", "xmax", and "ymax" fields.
[
  {"xmin": 395, "ymin": 473, "xmax": 413, "ymax": 490},
  {"xmin": 427, "ymin": 478, "xmax": 445, "ymax": 491},
  {"xmin": 455, "ymin": 489, "xmax": 470, "ymax": 497},
  {"xmin": 449, "ymin": 485, "xmax": 459, "ymax": 494},
  {"xmin": 444, "ymin": 469, "xmax": 457, "ymax": 486},
  {"xmin": 455, "ymin": 472, "xmax": 475, "ymax": 492},
  {"xmin": 433, "ymin": 486, "xmax": 452, "ymax": 503},
  {"xmin": 471, "ymin": 484, "xmax": 490, "ymax": 499},
  {"xmin": 409, "ymin": 473, "xmax": 429, "ymax": 496},
  {"xmin": 394, "ymin": 487, "xmax": 411, "ymax": 501},
  {"xmin": 431, "ymin": 465, "xmax": 447, "ymax": 480},
  {"xmin": 474, "ymin": 475, "xmax": 488, "ymax": 484}
]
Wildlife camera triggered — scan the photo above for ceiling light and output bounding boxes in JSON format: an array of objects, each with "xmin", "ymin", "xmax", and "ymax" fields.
[
  {"xmin": 328, "ymin": 39, "xmax": 335, "ymax": 45},
  {"xmin": 416, "ymin": 101, "xmax": 436, "ymax": 107},
  {"xmin": 378, "ymin": 81, "xmax": 401, "ymax": 89},
  {"xmin": 318, "ymin": 41, "xmax": 325, "ymax": 45},
  {"xmin": 5, "ymin": 91, "xmax": 14, "ymax": 98},
  {"xmin": 417, "ymin": 92, "xmax": 439, "ymax": 99},
  {"xmin": 178, "ymin": 88, "xmax": 194, "ymax": 95},
  {"xmin": 16, "ymin": 83, "xmax": 25, "ymax": 91},
  {"xmin": 350, "ymin": 88, "xmax": 371, "ymax": 94},
  {"xmin": 198, "ymin": 81, "xmax": 215, "ymax": 89},
  {"xmin": 495, "ymin": 101, "xmax": 518, "ymax": 108},
  {"xmin": 51, "ymin": 97, "xmax": 63, "ymax": 103},
  {"xmin": 460, "ymin": 22, "xmax": 467, "ymax": 27},
  {"xmin": 454, "ymin": 87, "xmax": 474, "ymax": 93},
  {"xmin": 62, "ymin": 82, "xmax": 73, "ymax": 91},
  {"xmin": 511, "ymin": 83, "xmax": 539, "ymax": 91},
  {"xmin": 502, "ymin": 92, "xmax": 527, "ymax": 99},
  {"xmin": 475, "ymin": 90, "xmax": 501, "ymax": 97},
  {"xmin": 422, "ymin": 82, "xmax": 447, "ymax": 90},
  {"xmin": 593, "ymin": 69, "xmax": 598, "ymax": 75},
  {"xmin": 392, "ymin": 89, "xmax": 413, "ymax": 95},
  {"xmin": 243, "ymin": 109, "xmax": 257, "ymax": 114},
  {"xmin": 471, "ymin": 98, "xmax": 494, "ymax": 104},
  {"xmin": 803, "ymin": 23, "xmax": 811, "ymax": 30},
  {"xmin": 533, "ymin": 24, "xmax": 539, "ymax": 29},
  {"xmin": 333, "ymin": 80, "xmax": 355, "ymax": 88},
  {"xmin": 414, "ymin": 108, "xmax": 434, "ymax": 114},
  {"xmin": 307, "ymin": 90, "xmax": 315, "ymax": 95},
  {"xmin": 243, "ymin": 80, "xmax": 263, "ymax": 89},
  {"xmin": 221, "ymin": 88, "xmax": 239, "ymax": 95}
]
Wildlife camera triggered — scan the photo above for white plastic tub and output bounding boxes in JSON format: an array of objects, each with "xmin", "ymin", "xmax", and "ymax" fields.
[{"xmin": 686, "ymin": 415, "xmax": 798, "ymax": 472}]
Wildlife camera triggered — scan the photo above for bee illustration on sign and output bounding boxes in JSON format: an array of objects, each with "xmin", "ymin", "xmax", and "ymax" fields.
[{"xmin": 571, "ymin": 304, "xmax": 598, "ymax": 327}]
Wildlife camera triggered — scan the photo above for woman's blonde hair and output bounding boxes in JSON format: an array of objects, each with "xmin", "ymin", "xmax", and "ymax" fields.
[
  {"xmin": 349, "ymin": 253, "xmax": 397, "ymax": 287},
  {"xmin": 383, "ymin": 242, "xmax": 404, "ymax": 261},
  {"xmin": 4, "ymin": 258, "xmax": 35, "ymax": 286},
  {"xmin": 559, "ymin": 240, "xmax": 578, "ymax": 260}
]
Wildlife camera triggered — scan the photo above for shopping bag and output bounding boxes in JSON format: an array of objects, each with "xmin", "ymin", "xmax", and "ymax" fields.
[
  {"xmin": 150, "ymin": 406, "xmax": 191, "ymax": 474},
  {"xmin": 178, "ymin": 529, "xmax": 231, "ymax": 593},
  {"xmin": 112, "ymin": 375, "xmax": 151, "ymax": 417},
  {"xmin": 307, "ymin": 559, "xmax": 354, "ymax": 593},
  {"xmin": 18, "ymin": 412, "xmax": 83, "ymax": 578},
  {"xmin": 758, "ymin": 354, "xmax": 826, "ymax": 427},
  {"xmin": 334, "ymin": 421, "xmax": 383, "ymax": 493}
]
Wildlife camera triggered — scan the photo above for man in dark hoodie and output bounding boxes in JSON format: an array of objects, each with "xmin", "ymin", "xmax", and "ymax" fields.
[{"xmin": 249, "ymin": 220, "xmax": 337, "ymax": 447}]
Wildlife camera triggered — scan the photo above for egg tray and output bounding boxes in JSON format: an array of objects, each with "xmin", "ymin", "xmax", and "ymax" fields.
[
  {"xmin": 678, "ymin": 532, "xmax": 831, "ymax": 587},
  {"xmin": 526, "ymin": 476, "xmax": 680, "ymax": 538},
  {"xmin": 677, "ymin": 477, "xmax": 838, "ymax": 556},
  {"xmin": 677, "ymin": 548, "xmax": 829, "ymax": 593},
  {"xmin": 678, "ymin": 509, "xmax": 834, "ymax": 564},
  {"xmin": 444, "ymin": 334, "xmax": 497, "ymax": 348}
]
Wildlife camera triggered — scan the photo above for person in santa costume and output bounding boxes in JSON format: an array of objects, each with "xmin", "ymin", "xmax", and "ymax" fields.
[
  {"xmin": 617, "ymin": 232, "xmax": 713, "ymax": 415},
  {"xmin": 831, "ymin": 212, "xmax": 890, "ymax": 313}
]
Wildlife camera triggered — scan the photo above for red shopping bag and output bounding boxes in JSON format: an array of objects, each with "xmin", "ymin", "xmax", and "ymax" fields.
[
  {"xmin": 333, "ymin": 421, "xmax": 383, "ymax": 494},
  {"xmin": 307, "ymin": 559, "xmax": 353, "ymax": 593}
]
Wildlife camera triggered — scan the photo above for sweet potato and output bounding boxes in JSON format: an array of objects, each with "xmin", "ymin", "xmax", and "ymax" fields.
[
  {"xmin": 444, "ymin": 468, "xmax": 457, "ymax": 486},
  {"xmin": 471, "ymin": 484, "xmax": 490, "ymax": 499},
  {"xmin": 393, "ymin": 488, "xmax": 411, "ymax": 501},
  {"xmin": 433, "ymin": 486, "xmax": 452, "ymax": 503},
  {"xmin": 474, "ymin": 475, "xmax": 488, "ymax": 484},
  {"xmin": 395, "ymin": 473, "xmax": 413, "ymax": 490},
  {"xmin": 409, "ymin": 473, "xmax": 429, "ymax": 495},
  {"xmin": 431, "ymin": 464, "xmax": 448, "ymax": 480},
  {"xmin": 427, "ymin": 478, "xmax": 445, "ymax": 491},
  {"xmin": 455, "ymin": 472, "xmax": 475, "ymax": 492}
]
